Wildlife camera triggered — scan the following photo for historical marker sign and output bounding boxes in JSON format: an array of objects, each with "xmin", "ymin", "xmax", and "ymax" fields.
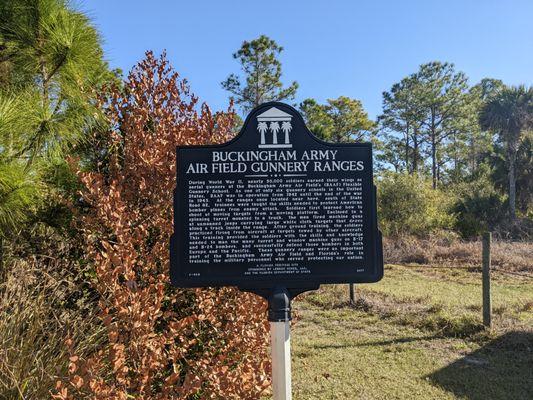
[{"xmin": 170, "ymin": 102, "xmax": 383, "ymax": 290}]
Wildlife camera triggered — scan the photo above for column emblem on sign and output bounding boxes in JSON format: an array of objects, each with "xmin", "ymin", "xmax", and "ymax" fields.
[{"xmin": 257, "ymin": 107, "xmax": 293, "ymax": 148}]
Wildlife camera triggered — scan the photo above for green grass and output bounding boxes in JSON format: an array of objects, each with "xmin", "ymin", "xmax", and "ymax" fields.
[{"xmin": 270, "ymin": 264, "xmax": 533, "ymax": 399}]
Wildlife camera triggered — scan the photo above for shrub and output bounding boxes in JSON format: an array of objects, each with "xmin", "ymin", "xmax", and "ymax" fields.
[
  {"xmin": 377, "ymin": 172, "xmax": 455, "ymax": 237},
  {"xmin": 53, "ymin": 52, "xmax": 270, "ymax": 399},
  {"xmin": 451, "ymin": 168, "xmax": 506, "ymax": 238}
]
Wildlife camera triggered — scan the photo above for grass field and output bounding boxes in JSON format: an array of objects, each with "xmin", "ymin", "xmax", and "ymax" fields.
[{"xmin": 281, "ymin": 264, "xmax": 532, "ymax": 400}]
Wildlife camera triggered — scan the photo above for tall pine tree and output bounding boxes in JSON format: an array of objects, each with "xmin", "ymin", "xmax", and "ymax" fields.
[
  {"xmin": 300, "ymin": 96, "xmax": 374, "ymax": 143},
  {"xmin": 0, "ymin": 0, "xmax": 112, "ymax": 269},
  {"xmin": 221, "ymin": 35, "xmax": 298, "ymax": 112}
]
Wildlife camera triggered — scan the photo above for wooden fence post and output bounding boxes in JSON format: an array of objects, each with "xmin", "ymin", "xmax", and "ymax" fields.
[
  {"xmin": 482, "ymin": 232, "xmax": 492, "ymax": 328},
  {"xmin": 349, "ymin": 283, "xmax": 355, "ymax": 305}
]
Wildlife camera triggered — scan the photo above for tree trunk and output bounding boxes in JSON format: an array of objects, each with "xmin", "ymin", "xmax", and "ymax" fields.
[
  {"xmin": 412, "ymin": 128, "xmax": 419, "ymax": 173},
  {"xmin": 431, "ymin": 134, "xmax": 437, "ymax": 189},
  {"xmin": 469, "ymin": 135, "xmax": 476, "ymax": 174},
  {"xmin": 405, "ymin": 122, "xmax": 410, "ymax": 173},
  {"xmin": 431, "ymin": 111, "xmax": 437, "ymax": 189},
  {"xmin": 254, "ymin": 60, "xmax": 260, "ymax": 107},
  {"xmin": 452, "ymin": 131, "xmax": 459, "ymax": 176},
  {"xmin": 508, "ymin": 148, "xmax": 517, "ymax": 220}
]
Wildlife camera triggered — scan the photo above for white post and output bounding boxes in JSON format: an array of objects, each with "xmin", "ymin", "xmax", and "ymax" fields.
[{"xmin": 271, "ymin": 321, "xmax": 292, "ymax": 400}]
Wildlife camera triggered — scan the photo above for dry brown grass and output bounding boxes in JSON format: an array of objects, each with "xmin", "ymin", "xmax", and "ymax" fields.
[
  {"xmin": 384, "ymin": 236, "xmax": 532, "ymax": 273},
  {"xmin": 0, "ymin": 234, "xmax": 103, "ymax": 400}
]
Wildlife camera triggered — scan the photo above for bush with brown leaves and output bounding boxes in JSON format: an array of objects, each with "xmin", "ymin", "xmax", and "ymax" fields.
[{"xmin": 53, "ymin": 52, "xmax": 270, "ymax": 400}]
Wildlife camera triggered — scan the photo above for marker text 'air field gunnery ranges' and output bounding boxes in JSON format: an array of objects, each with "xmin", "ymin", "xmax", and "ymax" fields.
[{"xmin": 185, "ymin": 149, "xmax": 366, "ymax": 174}]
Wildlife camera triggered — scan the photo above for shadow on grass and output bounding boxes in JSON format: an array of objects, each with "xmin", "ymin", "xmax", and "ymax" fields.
[{"xmin": 428, "ymin": 331, "xmax": 533, "ymax": 400}]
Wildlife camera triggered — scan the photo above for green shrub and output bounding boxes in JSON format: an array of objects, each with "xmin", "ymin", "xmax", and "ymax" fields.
[
  {"xmin": 451, "ymin": 168, "xmax": 506, "ymax": 238},
  {"xmin": 377, "ymin": 172, "xmax": 455, "ymax": 237}
]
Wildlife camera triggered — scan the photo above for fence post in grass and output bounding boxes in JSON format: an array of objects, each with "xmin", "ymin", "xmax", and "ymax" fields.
[
  {"xmin": 482, "ymin": 232, "xmax": 492, "ymax": 328},
  {"xmin": 349, "ymin": 283, "xmax": 355, "ymax": 305}
]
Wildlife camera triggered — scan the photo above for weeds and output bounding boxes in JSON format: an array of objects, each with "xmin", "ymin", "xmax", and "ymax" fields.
[
  {"xmin": 0, "ymin": 232, "xmax": 103, "ymax": 400},
  {"xmin": 416, "ymin": 313, "xmax": 485, "ymax": 338},
  {"xmin": 384, "ymin": 236, "xmax": 533, "ymax": 273}
]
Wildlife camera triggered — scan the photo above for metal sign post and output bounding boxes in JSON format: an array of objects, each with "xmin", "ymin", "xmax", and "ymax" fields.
[
  {"xmin": 268, "ymin": 287, "xmax": 292, "ymax": 400},
  {"xmin": 271, "ymin": 322, "xmax": 291, "ymax": 400}
]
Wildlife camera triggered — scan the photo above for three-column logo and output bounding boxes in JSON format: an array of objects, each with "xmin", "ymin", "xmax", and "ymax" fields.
[{"xmin": 257, "ymin": 107, "xmax": 293, "ymax": 148}]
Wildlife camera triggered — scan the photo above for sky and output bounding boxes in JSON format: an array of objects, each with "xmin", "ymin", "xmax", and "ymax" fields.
[{"xmin": 86, "ymin": 0, "xmax": 533, "ymax": 119}]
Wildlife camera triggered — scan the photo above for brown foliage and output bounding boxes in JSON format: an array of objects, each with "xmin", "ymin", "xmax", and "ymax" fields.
[{"xmin": 53, "ymin": 52, "xmax": 270, "ymax": 399}]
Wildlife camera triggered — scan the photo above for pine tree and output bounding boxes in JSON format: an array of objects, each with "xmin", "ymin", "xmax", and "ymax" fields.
[
  {"xmin": 378, "ymin": 62, "xmax": 470, "ymax": 187},
  {"xmin": 378, "ymin": 76, "xmax": 425, "ymax": 173},
  {"xmin": 300, "ymin": 96, "xmax": 374, "ymax": 143},
  {"xmin": 0, "ymin": 0, "xmax": 112, "ymax": 160},
  {"xmin": 221, "ymin": 35, "xmax": 298, "ymax": 112},
  {"xmin": 0, "ymin": 0, "xmax": 111, "ymax": 270},
  {"xmin": 414, "ymin": 62, "xmax": 470, "ymax": 188}
]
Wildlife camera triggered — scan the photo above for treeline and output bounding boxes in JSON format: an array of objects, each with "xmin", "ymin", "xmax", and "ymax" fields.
[
  {"xmin": 221, "ymin": 35, "xmax": 532, "ymax": 239},
  {"xmin": 375, "ymin": 64, "xmax": 532, "ymax": 238}
]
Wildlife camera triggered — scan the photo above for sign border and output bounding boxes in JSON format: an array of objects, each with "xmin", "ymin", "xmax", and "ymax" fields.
[{"xmin": 170, "ymin": 102, "xmax": 383, "ymax": 289}]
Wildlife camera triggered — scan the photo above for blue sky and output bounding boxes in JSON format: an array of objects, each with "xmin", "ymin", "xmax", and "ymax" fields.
[{"xmin": 87, "ymin": 0, "xmax": 532, "ymax": 119}]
